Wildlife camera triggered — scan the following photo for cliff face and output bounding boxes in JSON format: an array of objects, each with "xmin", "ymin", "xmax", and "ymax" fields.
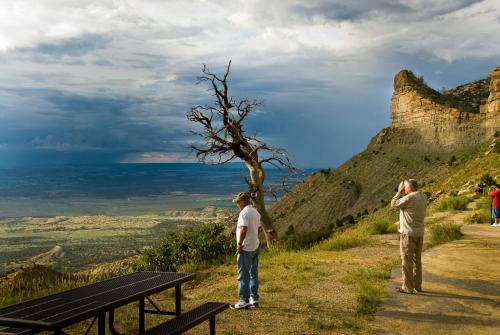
[
  {"xmin": 390, "ymin": 68, "xmax": 500, "ymax": 148},
  {"xmin": 271, "ymin": 67, "xmax": 500, "ymax": 234}
]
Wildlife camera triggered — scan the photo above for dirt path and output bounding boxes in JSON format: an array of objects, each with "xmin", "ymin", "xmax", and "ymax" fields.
[{"xmin": 374, "ymin": 222, "xmax": 500, "ymax": 334}]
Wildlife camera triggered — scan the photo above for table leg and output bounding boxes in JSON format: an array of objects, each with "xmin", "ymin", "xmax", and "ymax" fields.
[
  {"xmin": 175, "ymin": 285, "xmax": 181, "ymax": 316},
  {"xmin": 109, "ymin": 309, "xmax": 120, "ymax": 335},
  {"xmin": 98, "ymin": 313, "xmax": 106, "ymax": 335},
  {"xmin": 139, "ymin": 297, "xmax": 145, "ymax": 334},
  {"xmin": 209, "ymin": 316, "xmax": 216, "ymax": 335}
]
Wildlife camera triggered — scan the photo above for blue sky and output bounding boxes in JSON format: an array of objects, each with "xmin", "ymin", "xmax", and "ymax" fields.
[{"xmin": 0, "ymin": 0, "xmax": 499, "ymax": 168}]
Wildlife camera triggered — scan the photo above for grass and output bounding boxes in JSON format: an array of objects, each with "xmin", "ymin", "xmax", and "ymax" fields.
[
  {"xmin": 435, "ymin": 195, "xmax": 471, "ymax": 211},
  {"xmin": 342, "ymin": 262, "xmax": 394, "ymax": 315},
  {"xmin": 0, "ymin": 223, "xmax": 393, "ymax": 335},
  {"xmin": 476, "ymin": 196, "xmax": 493, "ymax": 210},
  {"xmin": 464, "ymin": 210, "xmax": 491, "ymax": 224},
  {"xmin": 367, "ymin": 219, "xmax": 398, "ymax": 234},
  {"xmin": 428, "ymin": 221, "xmax": 463, "ymax": 246},
  {"xmin": 314, "ymin": 227, "xmax": 372, "ymax": 251}
]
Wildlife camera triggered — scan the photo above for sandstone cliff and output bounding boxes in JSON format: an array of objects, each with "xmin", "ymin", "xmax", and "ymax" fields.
[
  {"xmin": 271, "ymin": 67, "xmax": 500, "ymax": 234},
  {"xmin": 389, "ymin": 68, "xmax": 499, "ymax": 148}
]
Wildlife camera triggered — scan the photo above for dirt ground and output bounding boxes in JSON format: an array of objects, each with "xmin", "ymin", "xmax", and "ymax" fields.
[{"xmin": 374, "ymin": 224, "xmax": 500, "ymax": 335}]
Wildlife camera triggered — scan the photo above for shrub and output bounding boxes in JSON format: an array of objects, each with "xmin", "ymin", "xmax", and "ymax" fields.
[
  {"xmin": 436, "ymin": 195, "xmax": 470, "ymax": 211},
  {"xmin": 447, "ymin": 155, "xmax": 457, "ymax": 166},
  {"xmin": 429, "ymin": 221, "xmax": 463, "ymax": 246},
  {"xmin": 133, "ymin": 222, "xmax": 233, "ymax": 272},
  {"xmin": 476, "ymin": 196, "xmax": 492, "ymax": 210},
  {"xmin": 281, "ymin": 224, "xmax": 334, "ymax": 250},
  {"xmin": 480, "ymin": 173, "xmax": 496, "ymax": 186},
  {"xmin": 342, "ymin": 267, "xmax": 390, "ymax": 315},
  {"xmin": 370, "ymin": 220, "xmax": 391, "ymax": 234},
  {"xmin": 464, "ymin": 211, "xmax": 491, "ymax": 224},
  {"xmin": 315, "ymin": 228, "xmax": 371, "ymax": 251}
]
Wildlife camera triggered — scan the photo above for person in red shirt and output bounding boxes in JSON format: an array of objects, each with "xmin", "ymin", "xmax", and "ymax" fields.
[{"xmin": 488, "ymin": 184, "xmax": 500, "ymax": 226}]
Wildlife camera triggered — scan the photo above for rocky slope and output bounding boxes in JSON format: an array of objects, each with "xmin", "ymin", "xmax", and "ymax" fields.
[{"xmin": 271, "ymin": 67, "xmax": 500, "ymax": 234}]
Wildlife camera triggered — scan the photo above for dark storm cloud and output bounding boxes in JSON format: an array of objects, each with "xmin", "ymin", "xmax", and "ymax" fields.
[
  {"xmin": 0, "ymin": 0, "xmax": 498, "ymax": 168},
  {"xmin": 0, "ymin": 87, "xmax": 193, "ymax": 162},
  {"xmin": 30, "ymin": 34, "xmax": 112, "ymax": 56},
  {"xmin": 291, "ymin": 0, "xmax": 483, "ymax": 23},
  {"xmin": 44, "ymin": 91, "xmax": 146, "ymax": 117}
]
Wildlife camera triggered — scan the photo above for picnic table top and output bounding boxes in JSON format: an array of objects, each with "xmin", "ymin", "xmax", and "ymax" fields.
[{"xmin": 0, "ymin": 271, "xmax": 195, "ymax": 331}]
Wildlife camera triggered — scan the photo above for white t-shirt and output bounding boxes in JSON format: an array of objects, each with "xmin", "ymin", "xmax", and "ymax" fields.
[{"xmin": 236, "ymin": 205, "xmax": 261, "ymax": 252}]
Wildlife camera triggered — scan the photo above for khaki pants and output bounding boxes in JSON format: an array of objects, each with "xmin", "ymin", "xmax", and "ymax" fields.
[{"xmin": 400, "ymin": 234, "xmax": 423, "ymax": 292}]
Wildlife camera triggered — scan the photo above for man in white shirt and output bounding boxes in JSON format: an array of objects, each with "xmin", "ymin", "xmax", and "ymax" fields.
[
  {"xmin": 230, "ymin": 192, "xmax": 261, "ymax": 310},
  {"xmin": 391, "ymin": 179, "xmax": 427, "ymax": 294}
]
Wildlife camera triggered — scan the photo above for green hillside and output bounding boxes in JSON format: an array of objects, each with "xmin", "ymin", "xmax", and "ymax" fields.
[{"xmin": 270, "ymin": 129, "xmax": 482, "ymax": 234}]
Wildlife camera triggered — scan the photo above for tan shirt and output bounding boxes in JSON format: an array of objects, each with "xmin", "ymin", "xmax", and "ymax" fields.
[{"xmin": 391, "ymin": 191, "xmax": 427, "ymax": 237}]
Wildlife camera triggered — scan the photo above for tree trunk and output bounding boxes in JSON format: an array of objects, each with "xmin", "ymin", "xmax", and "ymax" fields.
[{"xmin": 246, "ymin": 163, "xmax": 279, "ymax": 248}]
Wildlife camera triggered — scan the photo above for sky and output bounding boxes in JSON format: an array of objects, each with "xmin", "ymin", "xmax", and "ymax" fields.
[{"xmin": 0, "ymin": 0, "xmax": 499, "ymax": 168}]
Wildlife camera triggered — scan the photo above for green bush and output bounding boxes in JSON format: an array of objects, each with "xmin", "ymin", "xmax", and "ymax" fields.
[
  {"xmin": 342, "ymin": 267, "xmax": 390, "ymax": 315},
  {"xmin": 281, "ymin": 224, "xmax": 334, "ymax": 250},
  {"xmin": 429, "ymin": 221, "xmax": 463, "ymax": 246},
  {"xmin": 480, "ymin": 173, "xmax": 496, "ymax": 186},
  {"xmin": 436, "ymin": 196, "xmax": 470, "ymax": 211},
  {"xmin": 133, "ymin": 223, "xmax": 233, "ymax": 272},
  {"xmin": 476, "ymin": 196, "xmax": 492, "ymax": 210},
  {"xmin": 369, "ymin": 220, "xmax": 391, "ymax": 234},
  {"xmin": 315, "ymin": 228, "xmax": 371, "ymax": 251},
  {"xmin": 464, "ymin": 210, "xmax": 491, "ymax": 224}
]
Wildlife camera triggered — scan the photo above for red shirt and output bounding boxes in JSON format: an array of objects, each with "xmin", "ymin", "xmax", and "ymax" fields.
[{"xmin": 488, "ymin": 189, "xmax": 500, "ymax": 208}]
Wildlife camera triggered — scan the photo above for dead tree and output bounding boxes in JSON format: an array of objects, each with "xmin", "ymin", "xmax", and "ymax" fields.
[{"xmin": 187, "ymin": 61, "xmax": 297, "ymax": 247}]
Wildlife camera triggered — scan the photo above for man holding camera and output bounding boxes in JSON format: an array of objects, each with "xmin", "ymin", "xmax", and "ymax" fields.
[
  {"xmin": 489, "ymin": 184, "xmax": 500, "ymax": 227},
  {"xmin": 391, "ymin": 179, "xmax": 428, "ymax": 294}
]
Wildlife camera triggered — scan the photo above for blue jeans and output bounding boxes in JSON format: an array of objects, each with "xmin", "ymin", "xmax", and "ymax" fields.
[{"xmin": 237, "ymin": 247, "xmax": 259, "ymax": 302}]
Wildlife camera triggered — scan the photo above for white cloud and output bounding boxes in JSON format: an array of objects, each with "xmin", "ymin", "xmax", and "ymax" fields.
[
  {"xmin": 119, "ymin": 151, "xmax": 195, "ymax": 163},
  {"xmin": 0, "ymin": 0, "xmax": 498, "ymax": 166}
]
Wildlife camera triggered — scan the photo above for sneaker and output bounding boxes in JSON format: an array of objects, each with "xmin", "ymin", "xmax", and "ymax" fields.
[
  {"xmin": 396, "ymin": 287, "xmax": 413, "ymax": 294},
  {"xmin": 249, "ymin": 297, "xmax": 259, "ymax": 308},
  {"xmin": 230, "ymin": 300, "xmax": 250, "ymax": 310},
  {"xmin": 491, "ymin": 223, "xmax": 498, "ymax": 227}
]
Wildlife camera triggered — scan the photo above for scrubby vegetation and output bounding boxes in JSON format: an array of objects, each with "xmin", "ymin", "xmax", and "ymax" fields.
[
  {"xmin": 480, "ymin": 173, "xmax": 497, "ymax": 186},
  {"xmin": 368, "ymin": 219, "xmax": 395, "ymax": 234},
  {"xmin": 428, "ymin": 221, "xmax": 463, "ymax": 246},
  {"xmin": 280, "ymin": 224, "xmax": 335, "ymax": 251},
  {"xmin": 343, "ymin": 263, "xmax": 393, "ymax": 315},
  {"xmin": 464, "ymin": 210, "xmax": 491, "ymax": 224},
  {"xmin": 314, "ymin": 228, "xmax": 372, "ymax": 251},
  {"xmin": 435, "ymin": 195, "xmax": 471, "ymax": 211},
  {"xmin": 132, "ymin": 222, "xmax": 233, "ymax": 272}
]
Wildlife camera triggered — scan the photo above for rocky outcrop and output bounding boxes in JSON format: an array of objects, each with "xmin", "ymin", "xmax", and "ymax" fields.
[{"xmin": 390, "ymin": 68, "xmax": 500, "ymax": 149}]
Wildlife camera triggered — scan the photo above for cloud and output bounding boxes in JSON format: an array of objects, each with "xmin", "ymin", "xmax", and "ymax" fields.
[
  {"xmin": 0, "ymin": 0, "xmax": 498, "ymax": 167},
  {"xmin": 119, "ymin": 151, "xmax": 194, "ymax": 163}
]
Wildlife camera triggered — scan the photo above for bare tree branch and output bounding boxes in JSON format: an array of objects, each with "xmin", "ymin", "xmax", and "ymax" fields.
[{"xmin": 186, "ymin": 61, "xmax": 299, "ymax": 247}]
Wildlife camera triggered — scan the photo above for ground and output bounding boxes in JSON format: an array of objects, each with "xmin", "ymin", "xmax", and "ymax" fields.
[{"xmin": 374, "ymin": 223, "xmax": 500, "ymax": 334}]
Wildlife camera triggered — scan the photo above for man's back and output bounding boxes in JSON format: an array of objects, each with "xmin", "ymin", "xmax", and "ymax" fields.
[{"xmin": 391, "ymin": 191, "xmax": 427, "ymax": 237}]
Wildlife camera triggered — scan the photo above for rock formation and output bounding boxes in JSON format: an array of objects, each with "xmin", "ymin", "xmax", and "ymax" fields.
[{"xmin": 390, "ymin": 68, "xmax": 499, "ymax": 149}]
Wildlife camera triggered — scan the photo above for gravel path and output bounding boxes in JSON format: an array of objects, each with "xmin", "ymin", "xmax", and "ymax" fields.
[{"xmin": 374, "ymin": 223, "xmax": 500, "ymax": 334}]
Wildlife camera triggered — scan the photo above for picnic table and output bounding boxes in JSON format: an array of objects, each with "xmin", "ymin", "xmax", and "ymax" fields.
[{"xmin": 0, "ymin": 271, "xmax": 196, "ymax": 335}]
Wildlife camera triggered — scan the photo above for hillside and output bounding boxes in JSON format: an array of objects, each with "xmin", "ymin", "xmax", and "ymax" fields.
[
  {"xmin": 270, "ymin": 67, "xmax": 500, "ymax": 234},
  {"xmin": 2, "ymin": 137, "xmax": 498, "ymax": 334},
  {"xmin": 1, "ymin": 68, "xmax": 499, "ymax": 335}
]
